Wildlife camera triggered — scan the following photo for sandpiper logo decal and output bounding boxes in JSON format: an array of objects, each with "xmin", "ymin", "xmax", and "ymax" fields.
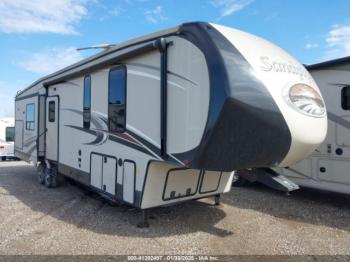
[
  {"xmin": 284, "ymin": 83, "xmax": 326, "ymax": 117},
  {"xmin": 260, "ymin": 56, "xmax": 311, "ymax": 81}
]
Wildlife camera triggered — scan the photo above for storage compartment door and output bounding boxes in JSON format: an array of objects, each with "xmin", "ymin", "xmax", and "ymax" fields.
[
  {"xmin": 199, "ymin": 171, "xmax": 222, "ymax": 193},
  {"xmin": 102, "ymin": 156, "xmax": 116, "ymax": 195},
  {"xmin": 163, "ymin": 169, "xmax": 201, "ymax": 200},
  {"xmin": 123, "ymin": 160, "xmax": 135, "ymax": 204},
  {"xmin": 318, "ymin": 159, "xmax": 350, "ymax": 184},
  {"xmin": 91, "ymin": 154, "xmax": 102, "ymax": 189}
]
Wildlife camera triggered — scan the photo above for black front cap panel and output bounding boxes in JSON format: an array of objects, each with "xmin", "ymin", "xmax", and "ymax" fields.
[{"xmin": 175, "ymin": 22, "xmax": 291, "ymax": 172}]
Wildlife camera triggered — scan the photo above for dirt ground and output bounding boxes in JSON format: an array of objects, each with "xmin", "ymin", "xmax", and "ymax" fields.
[{"xmin": 0, "ymin": 161, "xmax": 349, "ymax": 255}]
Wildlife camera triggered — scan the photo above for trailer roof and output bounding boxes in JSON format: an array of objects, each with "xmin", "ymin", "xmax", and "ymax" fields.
[
  {"xmin": 16, "ymin": 24, "xmax": 181, "ymax": 97},
  {"xmin": 306, "ymin": 56, "xmax": 350, "ymax": 70}
]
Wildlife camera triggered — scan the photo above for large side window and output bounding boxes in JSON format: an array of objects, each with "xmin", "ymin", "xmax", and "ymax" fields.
[
  {"xmin": 108, "ymin": 66, "xmax": 126, "ymax": 132},
  {"xmin": 5, "ymin": 127, "xmax": 15, "ymax": 142},
  {"xmin": 26, "ymin": 103, "xmax": 35, "ymax": 130},
  {"xmin": 341, "ymin": 86, "xmax": 350, "ymax": 110},
  {"xmin": 83, "ymin": 75, "xmax": 91, "ymax": 128}
]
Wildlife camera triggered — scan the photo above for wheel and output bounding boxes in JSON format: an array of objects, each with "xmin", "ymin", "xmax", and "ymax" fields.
[
  {"xmin": 1, "ymin": 156, "xmax": 6, "ymax": 161},
  {"xmin": 44, "ymin": 169, "xmax": 57, "ymax": 188},
  {"xmin": 232, "ymin": 171, "xmax": 250, "ymax": 187},
  {"xmin": 37, "ymin": 164, "xmax": 46, "ymax": 185}
]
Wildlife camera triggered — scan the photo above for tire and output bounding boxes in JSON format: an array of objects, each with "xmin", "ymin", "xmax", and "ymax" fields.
[
  {"xmin": 44, "ymin": 169, "xmax": 57, "ymax": 188},
  {"xmin": 37, "ymin": 164, "xmax": 46, "ymax": 185},
  {"xmin": 1, "ymin": 156, "xmax": 6, "ymax": 161}
]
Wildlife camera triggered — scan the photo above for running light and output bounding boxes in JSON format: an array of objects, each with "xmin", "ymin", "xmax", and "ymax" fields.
[{"xmin": 286, "ymin": 84, "xmax": 325, "ymax": 117}]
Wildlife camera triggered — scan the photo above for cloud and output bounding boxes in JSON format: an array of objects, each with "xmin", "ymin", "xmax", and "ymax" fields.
[
  {"xmin": 144, "ymin": 5, "xmax": 167, "ymax": 24},
  {"xmin": 99, "ymin": 7, "xmax": 121, "ymax": 21},
  {"xmin": 211, "ymin": 0, "xmax": 254, "ymax": 18},
  {"xmin": 0, "ymin": 0, "xmax": 92, "ymax": 34},
  {"xmin": 18, "ymin": 47, "xmax": 84, "ymax": 75},
  {"xmin": 305, "ymin": 43, "xmax": 319, "ymax": 49},
  {"xmin": 0, "ymin": 80, "xmax": 22, "ymax": 118},
  {"xmin": 324, "ymin": 24, "xmax": 350, "ymax": 59}
]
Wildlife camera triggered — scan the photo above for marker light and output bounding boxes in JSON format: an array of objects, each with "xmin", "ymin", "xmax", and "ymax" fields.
[{"xmin": 287, "ymin": 84, "xmax": 325, "ymax": 117}]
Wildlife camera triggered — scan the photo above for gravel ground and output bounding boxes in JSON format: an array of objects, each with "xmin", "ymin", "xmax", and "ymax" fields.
[{"xmin": 0, "ymin": 161, "xmax": 349, "ymax": 255}]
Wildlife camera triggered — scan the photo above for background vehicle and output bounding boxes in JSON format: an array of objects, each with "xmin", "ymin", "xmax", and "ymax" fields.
[
  {"xmin": 0, "ymin": 117, "xmax": 15, "ymax": 161},
  {"xmin": 275, "ymin": 56, "xmax": 350, "ymax": 195}
]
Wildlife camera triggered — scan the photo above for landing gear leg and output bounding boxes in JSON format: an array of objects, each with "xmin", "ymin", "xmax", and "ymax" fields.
[
  {"xmin": 137, "ymin": 209, "xmax": 150, "ymax": 228},
  {"xmin": 214, "ymin": 194, "xmax": 221, "ymax": 206}
]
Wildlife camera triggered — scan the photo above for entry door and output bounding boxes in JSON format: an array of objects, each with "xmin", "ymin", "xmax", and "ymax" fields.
[{"xmin": 46, "ymin": 97, "xmax": 59, "ymax": 161}]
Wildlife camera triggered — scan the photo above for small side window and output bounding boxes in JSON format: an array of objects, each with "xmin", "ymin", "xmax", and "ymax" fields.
[
  {"xmin": 49, "ymin": 101, "xmax": 55, "ymax": 122},
  {"xmin": 83, "ymin": 75, "xmax": 91, "ymax": 128},
  {"xmin": 26, "ymin": 103, "xmax": 35, "ymax": 130},
  {"xmin": 341, "ymin": 86, "xmax": 350, "ymax": 110}
]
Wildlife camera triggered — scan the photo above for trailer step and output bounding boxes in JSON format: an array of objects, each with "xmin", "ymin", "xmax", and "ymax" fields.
[{"xmin": 235, "ymin": 168, "xmax": 299, "ymax": 192}]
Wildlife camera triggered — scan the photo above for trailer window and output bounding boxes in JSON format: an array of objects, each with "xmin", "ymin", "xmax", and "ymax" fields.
[
  {"xmin": 48, "ymin": 101, "xmax": 55, "ymax": 122},
  {"xmin": 5, "ymin": 127, "xmax": 14, "ymax": 142},
  {"xmin": 108, "ymin": 66, "xmax": 126, "ymax": 132},
  {"xmin": 26, "ymin": 103, "xmax": 35, "ymax": 130},
  {"xmin": 83, "ymin": 75, "xmax": 91, "ymax": 128},
  {"xmin": 341, "ymin": 86, "xmax": 350, "ymax": 110}
]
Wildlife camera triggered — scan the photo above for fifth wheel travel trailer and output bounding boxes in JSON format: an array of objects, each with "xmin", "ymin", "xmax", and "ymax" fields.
[
  {"xmin": 14, "ymin": 22, "xmax": 327, "ymax": 226},
  {"xmin": 273, "ymin": 56, "xmax": 350, "ymax": 195},
  {"xmin": 0, "ymin": 117, "xmax": 15, "ymax": 161}
]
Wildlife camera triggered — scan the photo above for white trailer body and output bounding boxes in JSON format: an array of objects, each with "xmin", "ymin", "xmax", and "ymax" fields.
[
  {"xmin": 276, "ymin": 57, "xmax": 350, "ymax": 194},
  {"xmin": 0, "ymin": 117, "xmax": 15, "ymax": 160},
  {"xmin": 14, "ymin": 22, "xmax": 327, "ymax": 209}
]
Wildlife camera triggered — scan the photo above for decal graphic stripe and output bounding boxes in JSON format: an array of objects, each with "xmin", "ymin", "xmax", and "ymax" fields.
[
  {"xmin": 65, "ymin": 125, "xmax": 154, "ymax": 157},
  {"xmin": 63, "ymin": 108, "xmax": 184, "ymax": 165},
  {"xmin": 328, "ymin": 112, "xmax": 350, "ymax": 130}
]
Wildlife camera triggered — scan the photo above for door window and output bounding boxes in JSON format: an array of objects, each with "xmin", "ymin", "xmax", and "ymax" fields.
[{"xmin": 48, "ymin": 101, "xmax": 55, "ymax": 122}]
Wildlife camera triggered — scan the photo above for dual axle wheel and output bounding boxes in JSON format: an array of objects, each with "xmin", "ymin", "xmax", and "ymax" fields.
[{"xmin": 37, "ymin": 164, "xmax": 57, "ymax": 188}]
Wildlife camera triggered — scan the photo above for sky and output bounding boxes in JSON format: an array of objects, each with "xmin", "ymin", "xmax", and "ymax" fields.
[{"xmin": 0, "ymin": 0, "xmax": 350, "ymax": 118}]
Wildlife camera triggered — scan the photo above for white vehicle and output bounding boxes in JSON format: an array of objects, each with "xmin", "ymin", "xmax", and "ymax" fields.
[
  {"xmin": 0, "ymin": 117, "xmax": 15, "ymax": 161},
  {"xmin": 275, "ymin": 56, "xmax": 350, "ymax": 195},
  {"xmin": 14, "ymin": 22, "xmax": 327, "ymax": 225}
]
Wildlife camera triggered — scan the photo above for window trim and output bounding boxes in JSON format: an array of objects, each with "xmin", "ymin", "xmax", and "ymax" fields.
[
  {"xmin": 83, "ymin": 75, "xmax": 91, "ymax": 129},
  {"xmin": 48, "ymin": 101, "xmax": 55, "ymax": 122},
  {"xmin": 108, "ymin": 65, "xmax": 127, "ymax": 133},
  {"xmin": 25, "ymin": 103, "xmax": 35, "ymax": 131}
]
